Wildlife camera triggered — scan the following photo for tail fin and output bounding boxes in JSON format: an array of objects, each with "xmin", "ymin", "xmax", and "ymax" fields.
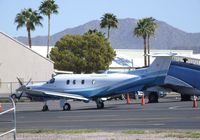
[{"xmin": 147, "ymin": 53, "xmax": 176, "ymax": 75}]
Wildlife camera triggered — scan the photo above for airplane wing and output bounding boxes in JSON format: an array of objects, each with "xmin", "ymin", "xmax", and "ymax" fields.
[{"xmin": 32, "ymin": 90, "xmax": 89, "ymax": 101}]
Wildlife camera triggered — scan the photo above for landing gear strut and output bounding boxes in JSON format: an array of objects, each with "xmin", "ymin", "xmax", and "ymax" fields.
[
  {"xmin": 63, "ymin": 103, "xmax": 71, "ymax": 111},
  {"xmin": 96, "ymin": 99, "xmax": 104, "ymax": 109},
  {"xmin": 148, "ymin": 92, "xmax": 158, "ymax": 103}
]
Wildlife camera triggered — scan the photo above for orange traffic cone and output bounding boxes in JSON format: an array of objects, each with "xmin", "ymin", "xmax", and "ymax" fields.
[
  {"xmin": 193, "ymin": 96, "xmax": 198, "ymax": 108},
  {"xmin": 127, "ymin": 94, "xmax": 130, "ymax": 104},
  {"xmin": 0, "ymin": 103, "xmax": 3, "ymax": 112},
  {"xmin": 141, "ymin": 95, "xmax": 145, "ymax": 106}
]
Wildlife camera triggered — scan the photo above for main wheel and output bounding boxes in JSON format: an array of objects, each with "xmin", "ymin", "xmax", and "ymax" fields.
[
  {"xmin": 181, "ymin": 94, "xmax": 191, "ymax": 101},
  {"xmin": 63, "ymin": 103, "xmax": 71, "ymax": 111},
  {"xmin": 148, "ymin": 92, "xmax": 159, "ymax": 103},
  {"xmin": 42, "ymin": 104, "xmax": 49, "ymax": 111},
  {"xmin": 96, "ymin": 101, "xmax": 104, "ymax": 109}
]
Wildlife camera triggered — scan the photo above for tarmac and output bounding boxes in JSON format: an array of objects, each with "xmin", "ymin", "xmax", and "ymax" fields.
[{"xmin": 1, "ymin": 96, "xmax": 200, "ymax": 130}]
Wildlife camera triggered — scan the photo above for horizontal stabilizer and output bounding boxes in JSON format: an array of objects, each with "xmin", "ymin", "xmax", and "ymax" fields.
[{"xmin": 147, "ymin": 52, "xmax": 177, "ymax": 57}]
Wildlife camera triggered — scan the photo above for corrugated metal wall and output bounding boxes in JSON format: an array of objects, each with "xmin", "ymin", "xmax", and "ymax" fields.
[{"xmin": 0, "ymin": 32, "xmax": 54, "ymax": 96}]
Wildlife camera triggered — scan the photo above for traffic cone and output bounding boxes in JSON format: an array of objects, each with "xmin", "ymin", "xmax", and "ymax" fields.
[
  {"xmin": 0, "ymin": 103, "xmax": 3, "ymax": 112},
  {"xmin": 193, "ymin": 96, "xmax": 198, "ymax": 108},
  {"xmin": 141, "ymin": 95, "xmax": 145, "ymax": 106},
  {"xmin": 126, "ymin": 94, "xmax": 130, "ymax": 104}
]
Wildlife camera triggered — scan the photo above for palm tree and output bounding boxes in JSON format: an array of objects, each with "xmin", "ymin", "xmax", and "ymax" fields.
[
  {"xmin": 39, "ymin": 0, "xmax": 58, "ymax": 58},
  {"xmin": 134, "ymin": 18, "xmax": 149, "ymax": 66},
  {"xmin": 146, "ymin": 17, "xmax": 157, "ymax": 65},
  {"xmin": 15, "ymin": 8, "xmax": 43, "ymax": 48},
  {"xmin": 84, "ymin": 29, "xmax": 105, "ymax": 37},
  {"xmin": 100, "ymin": 13, "xmax": 118, "ymax": 39}
]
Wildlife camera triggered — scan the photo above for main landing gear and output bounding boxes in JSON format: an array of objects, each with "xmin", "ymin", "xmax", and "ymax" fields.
[
  {"xmin": 181, "ymin": 94, "xmax": 191, "ymax": 101},
  {"xmin": 42, "ymin": 102, "xmax": 49, "ymax": 111},
  {"xmin": 95, "ymin": 99, "xmax": 104, "ymax": 109},
  {"xmin": 148, "ymin": 92, "xmax": 159, "ymax": 103},
  {"xmin": 63, "ymin": 103, "xmax": 71, "ymax": 111}
]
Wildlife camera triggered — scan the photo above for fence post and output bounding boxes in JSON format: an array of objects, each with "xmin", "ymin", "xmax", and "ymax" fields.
[{"xmin": 10, "ymin": 82, "xmax": 13, "ymax": 94}]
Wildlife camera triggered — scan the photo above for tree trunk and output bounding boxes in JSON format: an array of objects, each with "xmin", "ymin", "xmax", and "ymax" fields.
[
  {"xmin": 147, "ymin": 34, "xmax": 150, "ymax": 66},
  {"xmin": 107, "ymin": 26, "xmax": 110, "ymax": 39},
  {"xmin": 143, "ymin": 36, "xmax": 147, "ymax": 66},
  {"xmin": 27, "ymin": 28, "xmax": 32, "ymax": 48},
  {"xmin": 47, "ymin": 15, "xmax": 51, "ymax": 58}
]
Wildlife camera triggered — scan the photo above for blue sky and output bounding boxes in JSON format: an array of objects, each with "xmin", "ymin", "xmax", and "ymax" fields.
[{"xmin": 0, "ymin": 0, "xmax": 199, "ymax": 37}]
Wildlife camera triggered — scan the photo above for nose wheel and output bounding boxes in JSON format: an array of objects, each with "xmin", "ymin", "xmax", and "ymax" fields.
[
  {"xmin": 63, "ymin": 103, "xmax": 71, "ymax": 111},
  {"xmin": 42, "ymin": 104, "xmax": 49, "ymax": 111}
]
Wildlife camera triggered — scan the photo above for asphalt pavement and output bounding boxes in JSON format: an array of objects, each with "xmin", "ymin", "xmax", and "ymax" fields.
[{"xmin": 1, "ymin": 96, "xmax": 200, "ymax": 130}]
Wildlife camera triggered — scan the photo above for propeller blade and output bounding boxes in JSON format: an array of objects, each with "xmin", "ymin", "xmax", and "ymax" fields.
[
  {"xmin": 17, "ymin": 77, "xmax": 23, "ymax": 86},
  {"xmin": 18, "ymin": 91, "xmax": 24, "ymax": 99},
  {"xmin": 16, "ymin": 78, "xmax": 32, "ymax": 100},
  {"xmin": 26, "ymin": 78, "xmax": 32, "ymax": 86}
]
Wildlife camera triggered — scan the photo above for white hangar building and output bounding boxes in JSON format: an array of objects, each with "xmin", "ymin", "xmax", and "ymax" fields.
[
  {"xmin": 32, "ymin": 46, "xmax": 195, "ymax": 72},
  {"xmin": 0, "ymin": 32, "xmax": 54, "ymax": 96}
]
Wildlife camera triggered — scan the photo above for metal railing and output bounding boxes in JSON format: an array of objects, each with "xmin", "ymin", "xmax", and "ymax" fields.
[
  {"xmin": 172, "ymin": 56, "xmax": 200, "ymax": 66},
  {"xmin": 0, "ymin": 97, "xmax": 16, "ymax": 140}
]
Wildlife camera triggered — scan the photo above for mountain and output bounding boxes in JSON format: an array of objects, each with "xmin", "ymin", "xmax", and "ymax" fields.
[{"xmin": 15, "ymin": 18, "xmax": 200, "ymax": 53}]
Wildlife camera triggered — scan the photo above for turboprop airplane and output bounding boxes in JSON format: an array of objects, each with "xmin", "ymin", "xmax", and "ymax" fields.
[{"xmin": 12, "ymin": 53, "xmax": 174, "ymax": 111}]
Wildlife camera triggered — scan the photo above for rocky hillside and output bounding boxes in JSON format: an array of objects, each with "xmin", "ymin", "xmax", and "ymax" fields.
[{"xmin": 16, "ymin": 18, "xmax": 200, "ymax": 53}]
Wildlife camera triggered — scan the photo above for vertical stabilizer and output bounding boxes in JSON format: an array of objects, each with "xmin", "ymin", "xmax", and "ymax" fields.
[{"xmin": 147, "ymin": 53, "xmax": 176, "ymax": 75}]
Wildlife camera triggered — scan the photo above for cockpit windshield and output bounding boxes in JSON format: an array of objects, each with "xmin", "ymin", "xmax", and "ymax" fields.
[{"xmin": 48, "ymin": 78, "xmax": 55, "ymax": 84}]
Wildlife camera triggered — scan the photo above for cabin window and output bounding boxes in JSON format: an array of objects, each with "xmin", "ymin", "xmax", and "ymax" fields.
[
  {"xmin": 73, "ymin": 80, "xmax": 76, "ymax": 85},
  {"xmin": 92, "ymin": 79, "xmax": 95, "ymax": 84},
  {"xmin": 66, "ymin": 80, "xmax": 70, "ymax": 85},
  {"xmin": 49, "ymin": 78, "xmax": 55, "ymax": 84},
  {"xmin": 81, "ymin": 80, "xmax": 85, "ymax": 84}
]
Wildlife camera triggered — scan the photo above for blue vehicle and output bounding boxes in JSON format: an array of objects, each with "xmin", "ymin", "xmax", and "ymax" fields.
[{"xmin": 139, "ymin": 57, "xmax": 200, "ymax": 103}]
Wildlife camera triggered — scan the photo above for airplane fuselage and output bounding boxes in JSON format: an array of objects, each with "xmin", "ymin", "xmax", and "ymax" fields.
[
  {"xmin": 27, "ymin": 70, "xmax": 166, "ymax": 100},
  {"xmin": 14, "ymin": 54, "xmax": 174, "ymax": 111}
]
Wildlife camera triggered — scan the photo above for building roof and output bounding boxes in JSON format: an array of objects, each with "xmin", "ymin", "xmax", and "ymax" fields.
[
  {"xmin": 31, "ymin": 46, "xmax": 195, "ymax": 68},
  {"xmin": 0, "ymin": 32, "xmax": 53, "ymax": 63}
]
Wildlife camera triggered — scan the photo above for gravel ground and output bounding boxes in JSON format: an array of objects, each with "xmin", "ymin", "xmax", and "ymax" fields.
[{"xmin": 2, "ymin": 131, "xmax": 200, "ymax": 140}]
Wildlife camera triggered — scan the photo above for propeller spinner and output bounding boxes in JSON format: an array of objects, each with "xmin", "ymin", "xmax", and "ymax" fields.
[{"xmin": 14, "ymin": 78, "xmax": 32, "ymax": 100}]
